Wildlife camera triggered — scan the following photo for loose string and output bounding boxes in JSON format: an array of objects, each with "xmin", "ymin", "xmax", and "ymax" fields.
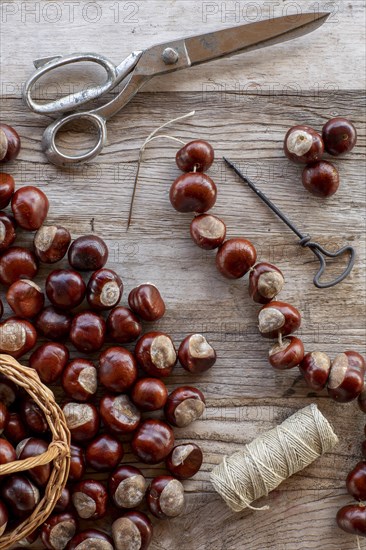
[{"xmin": 127, "ymin": 110, "xmax": 195, "ymax": 230}]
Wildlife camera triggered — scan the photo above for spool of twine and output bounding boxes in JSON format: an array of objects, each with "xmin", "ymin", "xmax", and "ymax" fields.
[{"xmin": 210, "ymin": 404, "xmax": 338, "ymax": 512}]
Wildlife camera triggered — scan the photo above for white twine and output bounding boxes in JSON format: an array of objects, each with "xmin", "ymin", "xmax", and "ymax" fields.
[{"xmin": 210, "ymin": 404, "xmax": 338, "ymax": 512}]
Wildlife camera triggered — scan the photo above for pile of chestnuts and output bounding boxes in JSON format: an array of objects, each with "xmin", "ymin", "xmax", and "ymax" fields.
[{"xmin": 0, "ymin": 123, "xmax": 217, "ymax": 549}]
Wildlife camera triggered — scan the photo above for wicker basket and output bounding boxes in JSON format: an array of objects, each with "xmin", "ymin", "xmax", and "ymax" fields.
[{"xmin": 0, "ymin": 354, "xmax": 70, "ymax": 549}]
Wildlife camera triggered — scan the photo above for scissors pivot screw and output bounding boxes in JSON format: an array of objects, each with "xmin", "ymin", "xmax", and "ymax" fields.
[{"xmin": 162, "ymin": 47, "xmax": 179, "ymax": 65}]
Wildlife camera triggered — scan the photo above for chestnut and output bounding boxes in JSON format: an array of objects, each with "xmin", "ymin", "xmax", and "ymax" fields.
[
  {"xmin": 61, "ymin": 359, "xmax": 97, "ymax": 402},
  {"xmin": 34, "ymin": 224, "xmax": 71, "ymax": 263},
  {"xmin": 86, "ymin": 434, "xmax": 124, "ymax": 472},
  {"xmin": 302, "ymin": 160, "xmax": 339, "ymax": 197},
  {"xmin": 336, "ymin": 504, "xmax": 366, "ymax": 537},
  {"xmin": 0, "ymin": 402, "xmax": 8, "ymax": 434},
  {"xmin": 20, "ymin": 395, "xmax": 48, "ymax": 434},
  {"xmin": 46, "ymin": 269, "xmax": 86, "ymax": 310},
  {"xmin": 0, "ymin": 123, "xmax": 21, "ymax": 163},
  {"xmin": 0, "ymin": 376, "xmax": 17, "ymax": 406},
  {"xmin": 107, "ymin": 306, "xmax": 142, "ymax": 343},
  {"xmin": 363, "ymin": 441, "xmax": 366, "ymax": 459},
  {"xmin": 147, "ymin": 475, "xmax": 185, "ymax": 519},
  {"xmin": 176, "ymin": 139, "xmax": 214, "ymax": 172},
  {"xmin": 258, "ymin": 301, "xmax": 301, "ymax": 339},
  {"xmin": 100, "ymin": 394, "xmax": 140, "ymax": 435},
  {"xmin": 68, "ymin": 530, "xmax": 114, "ymax": 550},
  {"xmin": 249, "ymin": 262, "xmax": 285, "ymax": 304},
  {"xmin": 128, "ymin": 283, "xmax": 165, "ymax": 322},
  {"xmin": 109, "ymin": 465, "xmax": 147, "ymax": 509},
  {"xmin": 54, "ymin": 487, "xmax": 71, "ymax": 513},
  {"xmin": 135, "ymin": 331, "xmax": 177, "ymax": 377},
  {"xmin": 41, "ymin": 512, "xmax": 77, "ymax": 550},
  {"xmin": 165, "ymin": 386, "xmax": 206, "ymax": 427},
  {"xmin": 216, "ymin": 238, "xmax": 257, "ymax": 279},
  {"xmin": 170, "ymin": 172, "xmax": 217, "ymax": 213},
  {"xmin": 0, "ymin": 172, "xmax": 15, "ymax": 209},
  {"xmin": 17, "ymin": 528, "xmax": 40, "ymax": 546},
  {"xmin": 299, "ymin": 351, "xmax": 331, "ymax": 391},
  {"xmin": 99, "ymin": 346, "xmax": 138, "ymax": 393},
  {"xmin": 69, "ymin": 444, "xmax": 86, "ymax": 482},
  {"xmin": 268, "ymin": 336, "xmax": 304, "ymax": 370},
  {"xmin": 327, "ymin": 350, "xmax": 365, "ymax": 403},
  {"xmin": 0, "ymin": 438, "xmax": 16, "ymax": 464},
  {"xmin": 131, "ymin": 378, "xmax": 168, "ymax": 411},
  {"xmin": 29, "ymin": 342, "xmax": 69, "ymax": 384},
  {"xmin": 1, "ymin": 475, "xmax": 40, "ymax": 518},
  {"xmin": 69, "ymin": 311, "xmax": 106, "ymax": 353},
  {"xmin": 178, "ymin": 334, "xmax": 216, "ymax": 374},
  {"xmin": 346, "ymin": 461, "xmax": 366, "ymax": 501},
  {"xmin": 284, "ymin": 125, "xmax": 324, "ymax": 163},
  {"xmin": 6, "ymin": 279, "xmax": 45, "ymax": 318},
  {"xmin": 0, "ymin": 246, "xmax": 38, "ymax": 286},
  {"xmin": 166, "ymin": 442, "xmax": 203, "ymax": 479},
  {"xmin": 3, "ymin": 412, "xmax": 28, "ymax": 445},
  {"xmin": 0, "ymin": 298, "xmax": 2, "ymax": 320},
  {"xmin": 112, "ymin": 511, "xmax": 153, "ymax": 550},
  {"xmin": 358, "ymin": 390, "xmax": 366, "ymax": 414},
  {"xmin": 11, "ymin": 186, "xmax": 49, "ymax": 230},
  {"xmin": 87, "ymin": 268, "xmax": 123, "ymax": 310},
  {"xmin": 0, "ymin": 318, "xmax": 37, "ymax": 358},
  {"xmin": 322, "ymin": 117, "xmax": 357, "ymax": 156},
  {"xmin": 62, "ymin": 402, "xmax": 99, "ymax": 443},
  {"xmin": 190, "ymin": 214, "xmax": 226, "ymax": 250},
  {"xmin": 68, "ymin": 235, "xmax": 108, "ymax": 271},
  {"xmin": 0, "ymin": 501, "xmax": 8, "ymax": 536},
  {"xmin": 131, "ymin": 419, "xmax": 174, "ymax": 464},
  {"xmin": 16, "ymin": 437, "xmax": 50, "ymax": 487},
  {"xmin": 0, "ymin": 211, "xmax": 16, "ymax": 251},
  {"xmin": 72, "ymin": 479, "xmax": 108, "ymax": 520},
  {"xmin": 35, "ymin": 306, "xmax": 71, "ymax": 340}
]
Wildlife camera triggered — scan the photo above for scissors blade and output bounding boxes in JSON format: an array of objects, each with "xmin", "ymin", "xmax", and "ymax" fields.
[{"xmin": 185, "ymin": 12, "xmax": 329, "ymax": 65}]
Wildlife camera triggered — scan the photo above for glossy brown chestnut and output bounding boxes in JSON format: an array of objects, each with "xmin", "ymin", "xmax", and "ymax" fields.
[
  {"xmin": 178, "ymin": 334, "xmax": 216, "ymax": 374},
  {"xmin": 68, "ymin": 530, "xmax": 114, "ymax": 550},
  {"xmin": 46, "ymin": 269, "xmax": 86, "ymax": 310},
  {"xmin": 0, "ymin": 211, "xmax": 16, "ymax": 251},
  {"xmin": 176, "ymin": 139, "xmax": 214, "ymax": 172},
  {"xmin": 68, "ymin": 235, "xmax": 108, "ymax": 271},
  {"xmin": 336, "ymin": 504, "xmax": 366, "ymax": 537},
  {"xmin": 16, "ymin": 437, "xmax": 50, "ymax": 487},
  {"xmin": 147, "ymin": 475, "xmax": 185, "ymax": 519},
  {"xmin": 86, "ymin": 434, "xmax": 124, "ymax": 472},
  {"xmin": 128, "ymin": 283, "xmax": 165, "ymax": 322},
  {"xmin": 346, "ymin": 461, "xmax": 366, "ymax": 501},
  {"xmin": 29, "ymin": 342, "xmax": 69, "ymax": 384},
  {"xmin": 62, "ymin": 359, "xmax": 97, "ymax": 402},
  {"xmin": 112, "ymin": 511, "xmax": 153, "ymax": 550},
  {"xmin": 54, "ymin": 487, "xmax": 71, "ymax": 513},
  {"xmin": 6, "ymin": 279, "xmax": 45, "ymax": 318},
  {"xmin": 0, "ymin": 318, "xmax": 37, "ymax": 358},
  {"xmin": 72, "ymin": 479, "xmax": 108, "ymax": 520},
  {"xmin": 249, "ymin": 262, "xmax": 285, "ymax": 304},
  {"xmin": 0, "ymin": 438, "xmax": 16, "ymax": 464},
  {"xmin": 135, "ymin": 331, "xmax": 177, "ymax": 377},
  {"xmin": 165, "ymin": 386, "xmax": 206, "ymax": 427},
  {"xmin": 131, "ymin": 419, "xmax": 174, "ymax": 464},
  {"xmin": 69, "ymin": 311, "xmax": 106, "ymax": 353},
  {"xmin": 216, "ymin": 238, "xmax": 257, "ymax": 279},
  {"xmin": 268, "ymin": 336, "xmax": 304, "ymax": 370},
  {"xmin": 35, "ymin": 306, "xmax": 71, "ymax": 340},
  {"xmin": 62, "ymin": 402, "xmax": 99, "ymax": 443},
  {"xmin": 0, "ymin": 246, "xmax": 38, "ymax": 286},
  {"xmin": 1, "ymin": 475, "xmax": 40, "ymax": 518},
  {"xmin": 3, "ymin": 412, "xmax": 28, "ymax": 445},
  {"xmin": 40, "ymin": 512, "xmax": 77, "ymax": 550},
  {"xmin": 284, "ymin": 125, "xmax": 324, "ymax": 164},
  {"xmin": 0, "ymin": 376, "xmax": 17, "ymax": 406},
  {"xmin": 20, "ymin": 396, "xmax": 48, "ymax": 434},
  {"xmin": 327, "ymin": 350, "xmax": 365, "ymax": 403},
  {"xmin": 0, "ymin": 172, "xmax": 15, "ymax": 209},
  {"xmin": 0, "ymin": 123, "xmax": 21, "ymax": 163},
  {"xmin": 0, "ymin": 298, "xmax": 2, "ymax": 320},
  {"xmin": 0, "ymin": 402, "xmax": 8, "ymax": 434},
  {"xmin": 131, "ymin": 378, "xmax": 168, "ymax": 411},
  {"xmin": 100, "ymin": 394, "xmax": 140, "ymax": 435},
  {"xmin": 299, "ymin": 351, "xmax": 331, "ymax": 391},
  {"xmin": 170, "ymin": 172, "xmax": 217, "ymax": 213},
  {"xmin": 258, "ymin": 301, "xmax": 301, "ymax": 339},
  {"xmin": 11, "ymin": 186, "xmax": 49, "ymax": 230},
  {"xmin": 0, "ymin": 501, "xmax": 8, "ymax": 537},
  {"xmin": 302, "ymin": 160, "xmax": 339, "ymax": 198},
  {"xmin": 107, "ymin": 306, "xmax": 142, "ymax": 343},
  {"xmin": 99, "ymin": 346, "xmax": 138, "ymax": 393},
  {"xmin": 166, "ymin": 442, "xmax": 203, "ymax": 479},
  {"xmin": 358, "ymin": 389, "xmax": 366, "ymax": 413},
  {"xmin": 190, "ymin": 213, "xmax": 226, "ymax": 250},
  {"xmin": 87, "ymin": 268, "xmax": 123, "ymax": 310},
  {"xmin": 109, "ymin": 465, "xmax": 147, "ymax": 509},
  {"xmin": 69, "ymin": 444, "xmax": 86, "ymax": 482},
  {"xmin": 322, "ymin": 117, "xmax": 357, "ymax": 156},
  {"xmin": 34, "ymin": 225, "xmax": 71, "ymax": 263}
]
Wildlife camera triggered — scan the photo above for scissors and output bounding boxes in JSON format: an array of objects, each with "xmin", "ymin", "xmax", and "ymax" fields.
[{"xmin": 24, "ymin": 12, "xmax": 329, "ymax": 167}]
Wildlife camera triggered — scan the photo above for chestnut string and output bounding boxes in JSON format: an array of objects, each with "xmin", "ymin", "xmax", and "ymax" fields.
[{"xmin": 210, "ymin": 404, "xmax": 338, "ymax": 513}]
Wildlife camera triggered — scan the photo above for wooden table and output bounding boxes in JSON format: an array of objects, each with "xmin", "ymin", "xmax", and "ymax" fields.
[{"xmin": 1, "ymin": 1, "xmax": 365, "ymax": 548}]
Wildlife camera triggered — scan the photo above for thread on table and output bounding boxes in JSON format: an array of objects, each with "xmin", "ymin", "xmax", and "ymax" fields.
[{"xmin": 210, "ymin": 404, "xmax": 338, "ymax": 512}]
